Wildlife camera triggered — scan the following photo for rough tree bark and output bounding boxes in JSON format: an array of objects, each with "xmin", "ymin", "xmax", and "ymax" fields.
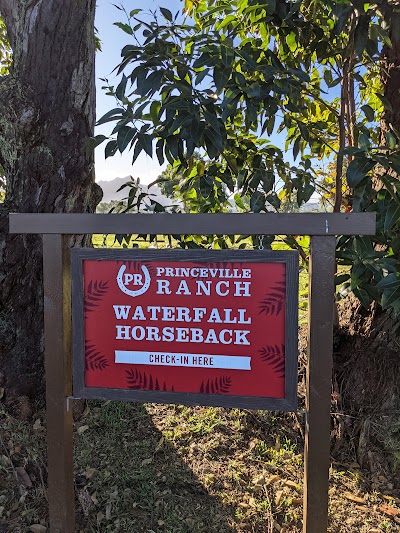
[
  {"xmin": 0, "ymin": 0, "xmax": 101, "ymax": 409},
  {"xmin": 335, "ymin": 7, "xmax": 400, "ymax": 479}
]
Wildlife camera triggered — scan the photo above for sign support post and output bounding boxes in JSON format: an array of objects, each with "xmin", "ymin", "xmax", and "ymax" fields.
[
  {"xmin": 9, "ymin": 213, "xmax": 376, "ymax": 533},
  {"xmin": 42, "ymin": 235, "xmax": 75, "ymax": 533},
  {"xmin": 303, "ymin": 236, "xmax": 336, "ymax": 533}
]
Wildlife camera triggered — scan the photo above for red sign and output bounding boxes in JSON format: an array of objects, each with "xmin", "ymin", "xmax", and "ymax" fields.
[{"xmin": 72, "ymin": 250, "xmax": 298, "ymax": 410}]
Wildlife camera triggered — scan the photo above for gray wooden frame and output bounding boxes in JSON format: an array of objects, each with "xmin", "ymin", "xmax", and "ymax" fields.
[
  {"xmin": 8, "ymin": 211, "xmax": 376, "ymax": 533},
  {"xmin": 71, "ymin": 248, "xmax": 299, "ymax": 411}
]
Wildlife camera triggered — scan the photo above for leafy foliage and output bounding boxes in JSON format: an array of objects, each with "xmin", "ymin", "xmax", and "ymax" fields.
[
  {"xmin": 98, "ymin": 1, "xmax": 400, "ymax": 314},
  {"xmin": 0, "ymin": 17, "xmax": 12, "ymax": 75}
]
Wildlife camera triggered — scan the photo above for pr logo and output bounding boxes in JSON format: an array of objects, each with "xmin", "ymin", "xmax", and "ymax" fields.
[{"xmin": 116, "ymin": 264, "xmax": 151, "ymax": 297}]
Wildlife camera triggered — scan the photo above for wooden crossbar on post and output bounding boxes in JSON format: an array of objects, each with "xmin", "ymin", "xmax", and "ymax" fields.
[{"xmin": 9, "ymin": 212, "xmax": 376, "ymax": 533}]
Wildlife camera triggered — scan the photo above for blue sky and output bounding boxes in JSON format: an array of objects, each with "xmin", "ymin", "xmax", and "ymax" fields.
[{"xmin": 95, "ymin": 0, "xmax": 183, "ymax": 183}]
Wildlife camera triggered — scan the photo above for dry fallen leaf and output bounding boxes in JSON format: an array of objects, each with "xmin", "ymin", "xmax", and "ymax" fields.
[
  {"xmin": 355, "ymin": 505, "xmax": 370, "ymax": 513},
  {"xmin": 266, "ymin": 474, "xmax": 280, "ymax": 486},
  {"xmin": 248, "ymin": 439, "xmax": 258, "ymax": 450},
  {"xmin": 106, "ymin": 502, "xmax": 112, "ymax": 520},
  {"xmin": 283, "ymin": 480, "xmax": 299, "ymax": 491},
  {"xmin": 252, "ymin": 474, "xmax": 267, "ymax": 492},
  {"xmin": 382, "ymin": 494, "xmax": 400, "ymax": 504},
  {"xmin": 77, "ymin": 425, "xmax": 89, "ymax": 435},
  {"xmin": 253, "ymin": 474, "xmax": 267, "ymax": 485},
  {"xmin": 33, "ymin": 419, "xmax": 43, "ymax": 431},
  {"xmin": 275, "ymin": 490, "xmax": 284, "ymax": 506},
  {"xmin": 378, "ymin": 503, "xmax": 399, "ymax": 517},
  {"xmin": 155, "ymin": 436, "xmax": 164, "ymax": 452},
  {"xmin": 16, "ymin": 467, "xmax": 32, "ymax": 488},
  {"xmin": 29, "ymin": 526, "xmax": 46, "ymax": 533},
  {"xmin": 248, "ymin": 496, "xmax": 257, "ymax": 507},
  {"xmin": 291, "ymin": 498, "xmax": 303, "ymax": 506},
  {"xmin": 84, "ymin": 467, "xmax": 97, "ymax": 479},
  {"xmin": 344, "ymin": 491, "xmax": 365, "ymax": 504}
]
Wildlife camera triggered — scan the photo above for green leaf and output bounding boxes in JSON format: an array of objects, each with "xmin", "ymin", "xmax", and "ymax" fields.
[
  {"xmin": 169, "ymin": 113, "xmax": 191, "ymax": 134},
  {"xmin": 160, "ymin": 7, "xmax": 173, "ymax": 21},
  {"xmin": 384, "ymin": 203, "xmax": 400, "ymax": 232},
  {"xmin": 353, "ymin": 287, "xmax": 372, "ymax": 308},
  {"xmin": 266, "ymin": 192, "xmax": 280, "ymax": 210},
  {"xmin": 361, "ymin": 104, "xmax": 374, "ymax": 122},
  {"xmin": 354, "ymin": 15, "xmax": 369, "ymax": 57},
  {"xmin": 96, "ymin": 108, "xmax": 125, "ymax": 126},
  {"xmin": 286, "ymin": 33, "xmax": 297, "ymax": 52},
  {"xmin": 105, "ymin": 140, "xmax": 118, "ymax": 159},
  {"xmin": 335, "ymin": 273, "xmax": 351, "ymax": 285},
  {"xmin": 213, "ymin": 65, "xmax": 231, "ymax": 91},
  {"xmin": 116, "ymin": 74, "xmax": 128, "ymax": 101},
  {"xmin": 381, "ymin": 287, "xmax": 400, "ymax": 309},
  {"xmin": 117, "ymin": 126, "xmax": 136, "ymax": 152},
  {"xmin": 87, "ymin": 135, "xmax": 107, "ymax": 152},
  {"xmin": 195, "ymin": 68, "xmax": 210, "ymax": 85},
  {"xmin": 376, "ymin": 93, "xmax": 393, "ymax": 113},
  {"xmin": 376, "ymin": 274, "xmax": 400, "ymax": 290},
  {"xmin": 250, "ymin": 191, "xmax": 265, "ymax": 213},
  {"xmin": 385, "ymin": 132, "xmax": 397, "ymax": 150},
  {"xmin": 114, "ymin": 22, "xmax": 133, "ymax": 35},
  {"xmin": 137, "ymin": 133, "xmax": 153, "ymax": 157},
  {"xmin": 156, "ymin": 139, "xmax": 164, "ymax": 166},
  {"xmin": 346, "ymin": 157, "xmax": 376, "ymax": 188},
  {"xmin": 199, "ymin": 174, "xmax": 213, "ymax": 198},
  {"xmin": 150, "ymin": 101, "xmax": 161, "ymax": 123}
]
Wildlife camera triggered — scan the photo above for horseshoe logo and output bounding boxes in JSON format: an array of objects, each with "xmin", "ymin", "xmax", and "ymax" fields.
[{"xmin": 117, "ymin": 264, "xmax": 151, "ymax": 297}]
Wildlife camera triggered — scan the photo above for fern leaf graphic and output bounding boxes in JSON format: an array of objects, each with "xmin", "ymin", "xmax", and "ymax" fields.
[
  {"xmin": 85, "ymin": 280, "xmax": 109, "ymax": 312},
  {"xmin": 199, "ymin": 376, "xmax": 232, "ymax": 394},
  {"xmin": 258, "ymin": 281, "xmax": 285, "ymax": 316},
  {"xmin": 85, "ymin": 343, "xmax": 109, "ymax": 371},
  {"xmin": 259, "ymin": 344, "xmax": 285, "ymax": 377},
  {"xmin": 126, "ymin": 369, "xmax": 160, "ymax": 391}
]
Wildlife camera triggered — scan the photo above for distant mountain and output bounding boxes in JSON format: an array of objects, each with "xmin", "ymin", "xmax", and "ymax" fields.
[
  {"xmin": 97, "ymin": 177, "xmax": 133, "ymax": 203},
  {"xmin": 97, "ymin": 177, "xmax": 173, "ymax": 207},
  {"xmin": 97, "ymin": 177, "xmax": 322, "ymax": 212}
]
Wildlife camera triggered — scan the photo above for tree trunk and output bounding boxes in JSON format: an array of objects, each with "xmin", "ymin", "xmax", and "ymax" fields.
[
  {"xmin": 0, "ymin": 0, "xmax": 101, "ymax": 408},
  {"xmin": 334, "ymin": 9, "xmax": 400, "ymax": 481}
]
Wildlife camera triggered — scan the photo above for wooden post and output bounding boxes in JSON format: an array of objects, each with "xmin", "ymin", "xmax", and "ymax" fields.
[
  {"xmin": 303, "ymin": 236, "xmax": 336, "ymax": 533},
  {"xmin": 43, "ymin": 234, "xmax": 75, "ymax": 533}
]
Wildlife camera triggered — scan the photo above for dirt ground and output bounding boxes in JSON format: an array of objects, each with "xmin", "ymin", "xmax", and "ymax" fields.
[{"xmin": 1, "ymin": 396, "xmax": 399, "ymax": 533}]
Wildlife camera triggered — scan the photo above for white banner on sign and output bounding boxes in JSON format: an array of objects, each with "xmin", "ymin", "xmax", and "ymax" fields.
[{"xmin": 115, "ymin": 351, "xmax": 251, "ymax": 370}]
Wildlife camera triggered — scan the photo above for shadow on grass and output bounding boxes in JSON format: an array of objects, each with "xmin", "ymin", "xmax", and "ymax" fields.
[{"xmin": 75, "ymin": 401, "xmax": 236, "ymax": 533}]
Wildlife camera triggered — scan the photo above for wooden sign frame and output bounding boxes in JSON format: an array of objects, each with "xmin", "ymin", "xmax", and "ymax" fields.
[
  {"xmin": 9, "ymin": 212, "xmax": 376, "ymax": 533},
  {"xmin": 71, "ymin": 248, "xmax": 299, "ymax": 411}
]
